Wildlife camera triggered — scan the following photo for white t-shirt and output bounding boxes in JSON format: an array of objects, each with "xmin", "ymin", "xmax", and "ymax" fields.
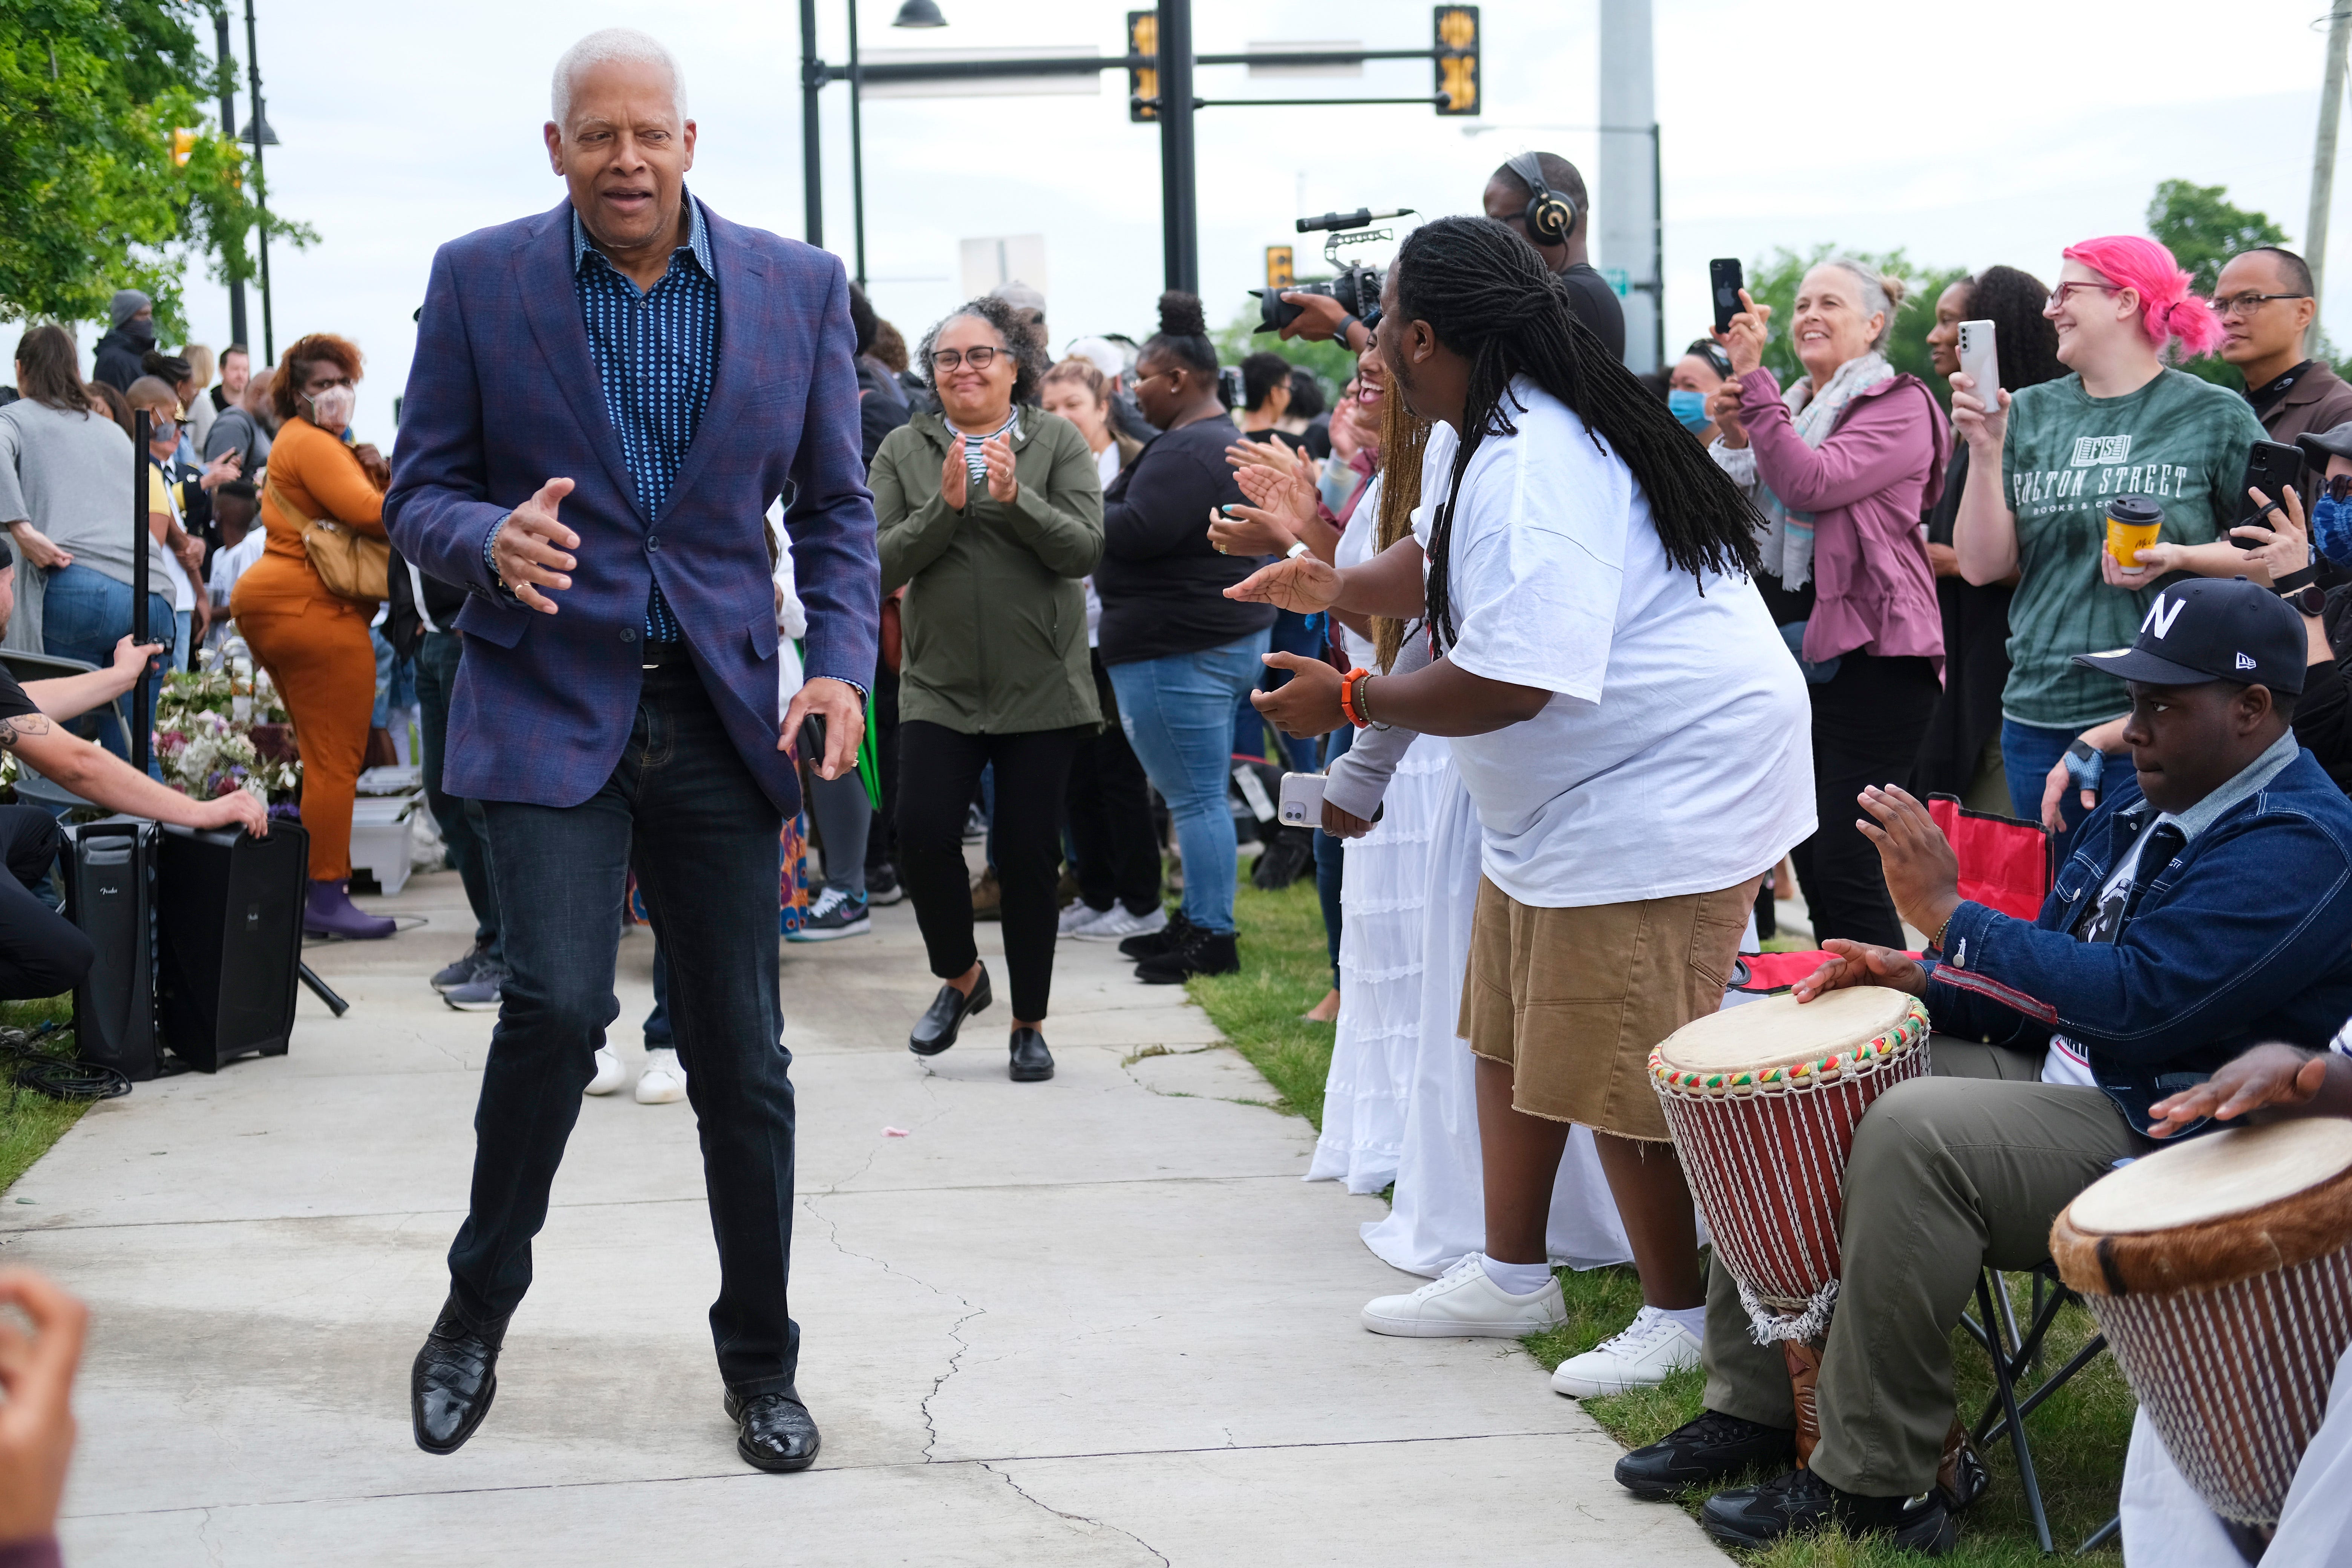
[
  {"xmin": 1411, "ymin": 380, "xmax": 1815, "ymax": 907},
  {"xmin": 207, "ymin": 531, "xmax": 266, "ymax": 606},
  {"xmin": 1332, "ymin": 471, "xmax": 1386, "ymax": 671}
]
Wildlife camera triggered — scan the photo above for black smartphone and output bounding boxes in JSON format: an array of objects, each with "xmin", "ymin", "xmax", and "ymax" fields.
[
  {"xmin": 1709, "ymin": 259, "xmax": 1745, "ymax": 334},
  {"xmin": 798, "ymin": 713, "xmax": 826, "ymax": 763},
  {"xmin": 2234, "ymin": 439, "xmax": 2306, "ymax": 544}
]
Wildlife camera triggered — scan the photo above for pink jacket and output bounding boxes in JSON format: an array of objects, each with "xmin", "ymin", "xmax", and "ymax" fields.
[{"xmin": 1738, "ymin": 366, "xmax": 1949, "ymax": 676}]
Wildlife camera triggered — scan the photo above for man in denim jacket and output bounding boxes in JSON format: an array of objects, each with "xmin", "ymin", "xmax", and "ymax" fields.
[{"xmin": 1613, "ymin": 577, "xmax": 2352, "ymax": 1556}]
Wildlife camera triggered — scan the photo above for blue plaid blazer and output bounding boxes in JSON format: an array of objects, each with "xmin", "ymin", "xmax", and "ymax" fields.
[{"xmin": 385, "ymin": 196, "xmax": 878, "ymax": 818}]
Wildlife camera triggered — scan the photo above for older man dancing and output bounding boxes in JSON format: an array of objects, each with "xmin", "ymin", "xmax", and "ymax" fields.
[{"xmin": 385, "ymin": 28, "xmax": 876, "ymax": 1472}]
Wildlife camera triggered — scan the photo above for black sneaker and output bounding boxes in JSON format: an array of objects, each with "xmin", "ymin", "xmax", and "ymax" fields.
[
  {"xmin": 1701, "ymin": 1467, "xmax": 1955, "ymax": 1556},
  {"xmin": 866, "ymin": 862, "xmax": 905, "ymax": 907},
  {"xmin": 1120, "ymin": 909, "xmax": 1194, "ymax": 960},
  {"xmin": 789, "ymin": 885, "xmax": 871, "ymax": 943},
  {"xmin": 1134, "ymin": 924, "xmax": 1239, "ymax": 985},
  {"xmin": 432, "ymin": 940, "xmax": 491, "ymax": 992},
  {"xmin": 1614, "ymin": 1410, "xmax": 1799, "ymax": 1499}
]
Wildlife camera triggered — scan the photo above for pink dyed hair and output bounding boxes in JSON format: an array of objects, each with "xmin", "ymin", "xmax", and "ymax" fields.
[{"xmin": 2059, "ymin": 236, "xmax": 2224, "ymax": 358}]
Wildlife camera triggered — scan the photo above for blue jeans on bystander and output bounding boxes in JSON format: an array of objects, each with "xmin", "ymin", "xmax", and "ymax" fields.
[{"xmin": 1108, "ymin": 628, "xmax": 1271, "ymax": 937}]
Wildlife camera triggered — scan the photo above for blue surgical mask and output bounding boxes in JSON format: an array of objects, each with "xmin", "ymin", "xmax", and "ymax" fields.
[
  {"xmin": 2314, "ymin": 495, "xmax": 2352, "ymax": 570},
  {"xmin": 1668, "ymin": 388, "xmax": 1709, "ymax": 431}
]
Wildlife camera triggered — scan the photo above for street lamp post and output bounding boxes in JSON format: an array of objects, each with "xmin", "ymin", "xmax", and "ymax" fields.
[
  {"xmin": 242, "ymin": 0, "xmax": 277, "ymax": 364},
  {"xmin": 212, "ymin": 8, "xmax": 247, "ymax": 350}
]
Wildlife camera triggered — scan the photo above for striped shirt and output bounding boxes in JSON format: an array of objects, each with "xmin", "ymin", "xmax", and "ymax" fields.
[{"xmin": 485, "ymin": 196, "xmax": 717, "ymax": 642}]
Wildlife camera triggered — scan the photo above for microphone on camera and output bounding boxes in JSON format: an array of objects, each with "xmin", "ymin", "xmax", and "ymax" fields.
[{"xmin": 1295, "ymin": 208, "xmax": 1416, "ymax": 234}]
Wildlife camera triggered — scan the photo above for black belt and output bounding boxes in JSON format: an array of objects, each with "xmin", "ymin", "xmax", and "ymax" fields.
[{"xmin": 641, "ymin": 639, "xmax": 688, "ymax": 670}]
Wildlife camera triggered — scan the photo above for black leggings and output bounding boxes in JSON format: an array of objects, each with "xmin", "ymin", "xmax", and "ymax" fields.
[
  {"xmin": 899, "ymin": 721, "xmax": 1088, "ymax": 1022},
  {"xmin": 0, "ymin": 807, "xmax": 92, "ymax": 999},
  {"xmin": 1791, "ymin": 652, "xmax": 1940, "ymax": 949},
  {"xmin": 1064, "ymin": 651, "xmax": 1161, "ymax": 917}
]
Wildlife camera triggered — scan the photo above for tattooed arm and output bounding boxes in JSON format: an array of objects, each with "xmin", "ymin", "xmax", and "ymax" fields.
[{"xmin": 6, "ymin": 715, "xmax": 268, "ymax": 837}]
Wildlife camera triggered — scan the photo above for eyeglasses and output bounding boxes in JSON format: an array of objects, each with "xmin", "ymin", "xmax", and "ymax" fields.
[
  {"xmin": 929, "ymin": 346, "xmax": 1000, "ymax": 372},
  {"xmin": 2211, "ymin": 291, "xmax": 2311, "ymax": 320},
  {"xmin": 2047, "ymin": 282, "xmax": 2122, "ymax": 310}
]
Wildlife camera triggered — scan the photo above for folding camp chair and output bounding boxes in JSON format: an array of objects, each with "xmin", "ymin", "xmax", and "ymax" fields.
[{"xmin": 0, "ymin": 649, "xmax": 137, "ymax": 810}]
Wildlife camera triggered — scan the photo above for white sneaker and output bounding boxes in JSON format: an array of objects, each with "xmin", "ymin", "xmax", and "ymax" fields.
[
  {"xmin": 585, "ymin": 1046, "xmax": 626, "ymax": 1096},
  {"xmin": 1549, "ymin": 1306, "xmax": 1704, "ymax": 1396},
  {"xmin": 1361, "ymin": 1255, "xmax": 1566, "ymax": 1338},
  {"xmin": 635, "ymin": 1048, "xmax": 688, "ymax": 1104},
  {"xmin": 1058, "ymin": 901, "xmax": 1109, "ymax": 936},
  {"xmin": 1075, "ymin": 904, "xmax": 1168, "ymax": 943}
]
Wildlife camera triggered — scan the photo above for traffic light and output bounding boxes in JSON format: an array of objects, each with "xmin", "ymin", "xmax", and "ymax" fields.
[
  {"xmin": 1265, "ymin": 246, "xmax": 1295, "ymax": 290},
  {"xmin": 1128, "ymin": 11, "xmax": 1158, "ymax": 123},
  {"xmin": 172, "ymin": 127, "xmax": 198, "ymax": 167},
  {"xmin": 1434, "ymin": 6, "xmax": 1479, "ymax": 117}
]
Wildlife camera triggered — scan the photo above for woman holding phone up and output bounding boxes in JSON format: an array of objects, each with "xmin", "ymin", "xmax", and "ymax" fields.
[{"xmin": 871, "ymin": 297, "xmax": 1104, "ymax": 1083}]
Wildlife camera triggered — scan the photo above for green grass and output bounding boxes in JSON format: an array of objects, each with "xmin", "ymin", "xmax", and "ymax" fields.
[
  {"xmin": 1184, "ymin": 876, "xmax": 1337, "ymax": 1127},
  {"xmin": 1199, "ymin": 870, "xmax": 2135, "ymax": 1566},
  {"xmin": 0, "ymin": 997, "xmax": 85, "ymax": 1196}
]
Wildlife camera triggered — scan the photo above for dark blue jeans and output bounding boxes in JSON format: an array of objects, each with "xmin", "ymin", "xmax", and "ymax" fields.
[
  {"xmin": 447, "ymin": 652, "xmax": 798, "ymax": 1395},
  {"xmin": 413, "ymin": 631, "xmax": 499, "ymax": 961}
]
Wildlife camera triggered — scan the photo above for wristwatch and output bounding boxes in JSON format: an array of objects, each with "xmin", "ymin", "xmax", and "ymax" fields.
[{"xmin": 2282, "ymin": 579, "xmax": 2328, "ymax": 617}]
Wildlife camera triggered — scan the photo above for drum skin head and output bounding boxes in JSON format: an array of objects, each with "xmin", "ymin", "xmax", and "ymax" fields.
[
  {"xmin": 1656, "ymin": 985, "xmax": 1917, "ymax": 1075},
  {"xmin": 2053, "ymin": 1119, "xmax": 2352, "ymax": 1296}
]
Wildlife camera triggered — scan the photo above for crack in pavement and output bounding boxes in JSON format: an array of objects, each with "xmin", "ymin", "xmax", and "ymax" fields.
[{"xmin": 979, "ymin": 1461, "xmax": 1170, "ymax": 1566}]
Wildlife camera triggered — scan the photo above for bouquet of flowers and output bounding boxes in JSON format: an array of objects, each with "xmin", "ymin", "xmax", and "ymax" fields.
[{"xmin": 152, "ymin": 654, "xmax": 300, "ymax": 803}]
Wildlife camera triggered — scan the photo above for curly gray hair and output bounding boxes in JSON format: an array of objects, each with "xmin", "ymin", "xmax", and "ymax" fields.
[{"xmin": 915, "ymin": 296, "xmax": 1051, "ymax": 407}]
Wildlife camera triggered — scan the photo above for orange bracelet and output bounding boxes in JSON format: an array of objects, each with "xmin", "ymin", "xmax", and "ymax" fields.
[{"xmin": 1338, "ymin": 665, "xmax": 1370, "ymax": 727}]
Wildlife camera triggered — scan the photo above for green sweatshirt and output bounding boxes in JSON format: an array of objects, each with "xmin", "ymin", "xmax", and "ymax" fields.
[
  {"xmin": 873, "ymin": 407, "xmax": 1104, "ymax": 735},
  {"xmin": 1998, "ymin": 368, "xmax": 2266, "ymax": 730}
]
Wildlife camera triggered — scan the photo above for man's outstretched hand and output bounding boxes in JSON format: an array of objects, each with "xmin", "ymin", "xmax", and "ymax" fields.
[
  {"xmin": 2145, "ymin": 1043, "xmax": 2343, "ymax": 1136},
  {"xmin": 1248, "ymin": 652, "xmax": 1345, "ymax": 738},
  {"xmin": 1853, "ymin": 783, "xmax": 1962, "ymax": 941},
  {"xmin": 1225, "ymin": 554, "xmax": 1341, "ymax": 614},
  {"xmin": 493, "ymin": 478, "xmax": 578, "ymax": 614},
  {"xmin": 782, "ymin": 676, "xmax": 865, "ymax": 781},
  {"xmin": 1790, "ymin": 939, "xmax": 1928, "ymax": 1003}
]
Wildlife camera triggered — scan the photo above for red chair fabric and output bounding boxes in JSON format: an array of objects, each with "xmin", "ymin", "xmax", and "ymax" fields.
[{"xmin": 1926, "ymin": 795, "xmax": 2052, "ymax": 922}]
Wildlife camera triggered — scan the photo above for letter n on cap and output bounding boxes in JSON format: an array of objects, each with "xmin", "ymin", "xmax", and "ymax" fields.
[{"xmin": 2141, "ymin": 594, "xmax": 2186, "ymax": 640}]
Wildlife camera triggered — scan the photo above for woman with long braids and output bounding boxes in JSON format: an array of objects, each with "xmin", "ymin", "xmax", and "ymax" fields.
[{"xmin": 1235, "ymin": 215, "xmax": 1811, "ymax": 1396}]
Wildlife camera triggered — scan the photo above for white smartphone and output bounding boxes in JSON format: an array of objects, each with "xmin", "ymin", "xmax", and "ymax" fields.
[
  {"xmin": 1957, "ymin": 319, "xmax": 1999, "ymax": 407},
  {"xmin": 1277, "ymin": 772, "xmax": 1325, "ymax": 827}
]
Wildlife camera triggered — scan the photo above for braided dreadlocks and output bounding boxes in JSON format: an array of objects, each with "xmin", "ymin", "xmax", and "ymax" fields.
[
  {"xmin": 1395, "ymin": 216, "xmax": 1762, "ymax": 651},
  {"xmin": 1371, "ymin": 384, "xmax": 1433, "ymax": 672}
]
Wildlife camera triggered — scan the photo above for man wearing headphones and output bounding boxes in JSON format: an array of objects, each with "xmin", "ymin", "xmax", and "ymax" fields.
[{"xmin": 1276, "ymin": 153, "xmax": 1626, "ymax": 361}]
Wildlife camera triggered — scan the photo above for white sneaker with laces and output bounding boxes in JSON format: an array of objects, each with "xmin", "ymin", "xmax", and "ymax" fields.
[
  {"xmin": 585, "ymin": 1046, "xmax": 626, "ymax": 1096},
  {"xmin": 1361, "ymin": 1255, "xmax": 1567, "ymax": 1338},
  {"xmin": 1058, "ymin": 902, "xmax": 1109, "ymax": 937},
  {"xmin": 1549, "ymin": 1305, "xmax": 1704, "ymax": 1396},
  {"xmin": 1075, "ymin": 904, "xmax": 1168, "ymax": 943},
  {"xmin": 635, "ymin": 1048, "xmax": 688, "ymax": 1105}
]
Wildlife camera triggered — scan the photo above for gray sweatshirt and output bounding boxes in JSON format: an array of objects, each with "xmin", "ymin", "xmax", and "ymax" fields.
[
  {"xmin": 1323, "ymin": 624, "xmax": 1434, "ymax": 819},
  {"xmin": 0, "ymin": 398, "xmax": 176, "ymax": 590}
]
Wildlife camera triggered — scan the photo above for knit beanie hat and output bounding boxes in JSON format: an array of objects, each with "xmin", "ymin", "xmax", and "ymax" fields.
[{"xmin": 111, "ymin": 289, "xmax": 152, "ymax": 329}]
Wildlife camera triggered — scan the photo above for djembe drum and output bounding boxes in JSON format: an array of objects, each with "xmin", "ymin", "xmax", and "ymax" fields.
[
  {"xmin": 1651, "ymin": 985, "xmax": 1933, "ymax": 1462},
  {"xmin": 2051, "ymin": 1117, "xmax": 2352, "ymax": 1530}
]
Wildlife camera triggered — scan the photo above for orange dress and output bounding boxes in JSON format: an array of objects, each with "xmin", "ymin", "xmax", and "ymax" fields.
[{"xmin": 228, "ymin": 417, "xmax": 386, "ymax": 882}]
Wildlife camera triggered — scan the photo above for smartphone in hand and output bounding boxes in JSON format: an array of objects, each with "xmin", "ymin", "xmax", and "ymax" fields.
[
  {"xmin": 1957, "ymin": 319, "xmax": 1998, "ymax": 406},
  {"xmin": 1709, "ymin": 259, "xmax": 1745, "ymax": 335},
  {"xmin": 2235, "ymin": 439, "xmax": 2305, "ymax": 545}
]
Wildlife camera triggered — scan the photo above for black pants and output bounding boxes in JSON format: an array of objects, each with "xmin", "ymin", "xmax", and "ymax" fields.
[
  {"xmin": 0, "ymin": 808, "xmax": 89, "ymax": 999},
  {"xmin": 448, "ymin": 652, "xmax": 798, "ymax": 1396},
  {"xmin": 864, "ymin": 665, "xmax": 901, "ymax": 879},
  {"xmin": 1064, "ymin": 650, "xmax": 1160, "ymax": 917},
  {"xmin": 1791, "ymin": 652, "xmax": 1941, "ymax": 949},
  {"xmin": 899, "ymin": 720, "xmax": 1087, "ymax": 1021},
  {"xmin": 415, "ymin": 631, "xmax": 501, "ymax": 959}
]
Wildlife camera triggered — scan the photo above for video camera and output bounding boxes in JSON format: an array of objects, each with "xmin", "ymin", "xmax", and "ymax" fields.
[{"xmin": 1252, "ymin": 207, "xmax": 1415, "ymax": 335}]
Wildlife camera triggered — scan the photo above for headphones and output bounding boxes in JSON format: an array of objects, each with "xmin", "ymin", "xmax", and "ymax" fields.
[{"xmin": 1507, "ymin": 153, "xmax": 1577, "ymax": 248}]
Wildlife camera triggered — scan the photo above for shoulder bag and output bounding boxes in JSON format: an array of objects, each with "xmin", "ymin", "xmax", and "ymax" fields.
[{"xmin": 267, "ymin": 475, "xmax": 389, "ymax": 604}]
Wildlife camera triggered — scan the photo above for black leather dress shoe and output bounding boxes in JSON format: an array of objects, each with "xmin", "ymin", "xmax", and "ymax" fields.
[
  {"xmin": 910, "ymin": 965, "xmax": 990, "ymax": 1055},
  {"xmin": 724, "ymin": 1387, "xmax": 823, "ymax": 1473},
  {"xmin": 1614, "ymin": 1409, "xmax": 1798, "ymax": 1498},
  {"xmin": 412, "ymin": 1294, "xmax": 508, "ymax": 1455},
  {"xmin": 1701, "ymin": 1467, "xmax": 1955, "ymax": 1555},
  {"xmin": 1008, "ymin": 1027, "xmax": 1054, "ymax": 1082}
]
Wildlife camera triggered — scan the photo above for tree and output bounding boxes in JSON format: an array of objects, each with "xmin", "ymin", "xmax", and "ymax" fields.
[
  {"xmin": 1213, "ymin": 303, "xmax": 1363, "ymax": 403},
  {"xmin": 0, "ymin": 1, "xmax": 312, "ymax": 337},
  {"xmin": 1739, "ymin": 245, "xmax": 1972, "ymax": 407},
  {"xmin": 2144, "ymin": 179, "xmax": 2291, "ymax": 392}
]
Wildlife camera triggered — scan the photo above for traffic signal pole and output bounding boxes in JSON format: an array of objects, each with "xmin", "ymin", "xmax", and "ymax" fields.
[{"xmin": 1156, "ymin": 0, "xmax": 1199, "ymax": 295}]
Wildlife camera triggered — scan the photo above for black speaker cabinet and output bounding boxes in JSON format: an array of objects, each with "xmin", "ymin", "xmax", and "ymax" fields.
[
  {"xmin": 155, "ymin": 819, "xmax": 308, "ymax": 1072},
  {"xmin": 64, "ymin": 817, "xmax": 159, "ymax": 1083}
]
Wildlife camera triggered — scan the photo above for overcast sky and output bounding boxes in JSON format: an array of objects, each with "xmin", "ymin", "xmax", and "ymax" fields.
[{"xmin": 109, "ymin": 0, "xmax": 2352, "ymax": 439}]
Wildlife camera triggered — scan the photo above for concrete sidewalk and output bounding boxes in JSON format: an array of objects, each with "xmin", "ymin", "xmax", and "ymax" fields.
[{"xmin": 5, "ymin": 869, "xmax": 1727, "ymax": 1566}]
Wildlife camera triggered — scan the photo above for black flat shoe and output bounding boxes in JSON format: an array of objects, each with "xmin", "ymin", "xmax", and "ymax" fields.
[
  {"xmin": 725, "ymin": 1387, "xmax": 822, "ymax": 1473},
  {"xmin": 412, "ymin": 1294, "xmax": 508, "ymax": 1455},
  {"xmin": 910, "ymin": 965, "xmax": 990, "ymax": 1055},
  {"xmin": 1009, "ymin": 1027, "xmax": 1054, "ymax": 1082}
]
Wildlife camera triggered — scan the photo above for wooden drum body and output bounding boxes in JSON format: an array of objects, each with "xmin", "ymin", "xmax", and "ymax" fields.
[
  {"xmin": 2052, "ymin": 1118, "xmax": 2352, "ymax": 1527},
  {"xmin": 1651, "ymin": 986, "xmax": 1932, "ymax": 1343}
]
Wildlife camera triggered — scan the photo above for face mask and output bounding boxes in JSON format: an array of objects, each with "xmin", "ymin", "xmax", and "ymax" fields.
[
  {"xmin": 2314, "ymin": 495, "xmax": 2352, "ymax": 570},
  {"xmin": 124, "ymin": 318, "xmax": 155, "ymax": 349},
  {"xmin": 304, "ymin": 384, "xmax": 355, "ymax": 429},
  {"xmin": 1668, "ymin": 388, "xmax": 1710, "ymax": 431},
  {"xmin": 149, "ymin": 420, "xmax": 177, "ymax": 449}
]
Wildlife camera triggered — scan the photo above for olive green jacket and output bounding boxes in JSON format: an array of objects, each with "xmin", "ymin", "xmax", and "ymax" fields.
[{"xmin": 874, "ymin": 407, "xmax": 1104, "ymax": 734}]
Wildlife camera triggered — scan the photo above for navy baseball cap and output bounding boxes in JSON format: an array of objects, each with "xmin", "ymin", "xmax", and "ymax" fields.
[{"xmin": 2073, "ymin": 576, "xmax": 2307, "ymax": 695}]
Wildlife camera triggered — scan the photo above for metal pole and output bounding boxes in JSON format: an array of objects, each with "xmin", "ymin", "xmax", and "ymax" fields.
[
  {"xmin": 2311, "ymin": 3, "xmax": 2352, "ymax": 345},
  {"xmin": 800, "ymin": 0, "xmax": 824, "ymax": 248},
  {"xmin": 1651, "ymin": 123, "xmax": 1665, "ymax": 373},
  {"xmin": 848, "ymin": 0, "xmax": 866, "ymax": 289},
  {"xmin": 132, "ymin": 410, "xmax": 153, "ymax": 776},
  {"xmin": 1157, "ymin": 0, "xmax": 1199, "ymax": 295},
  {"xmin": 1597, "ymin": 0, "xmax": 1658, "ymax": 371},
  {"xmin": 213, "ymin": 8, "xmax": 247, "ymax": 351},
  {"xmin": 243, "ymin": 0, "xmax": 273, "ymax": 364}
]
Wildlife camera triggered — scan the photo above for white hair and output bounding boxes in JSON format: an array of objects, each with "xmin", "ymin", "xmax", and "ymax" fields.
[{"xmin": 550, "ymin": 28, "xmax": 689, "ymax": 131}]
